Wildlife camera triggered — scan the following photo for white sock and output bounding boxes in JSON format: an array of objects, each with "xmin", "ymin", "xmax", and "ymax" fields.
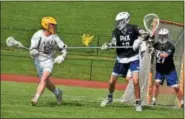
[
  {"xmin": 152, "ymin": 97, "xmax": 156, "ymax": 102},
  {"xmin": 34, "ymin": 93, "xmax": 40, "ymax": 100},
  {"xmin": 180, "ymin": 100, "xmax": 184, "ymax": 105}
]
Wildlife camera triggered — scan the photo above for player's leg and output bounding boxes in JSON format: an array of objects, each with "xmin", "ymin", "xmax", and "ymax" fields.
[
  {"xmin": 152, "ymin": 72, "xmax": 164, "ymax": 105},
  {"xmin": 46, "ymin": 78, "xmax": 62, "ymax": 105},
  {"xmin": 119, "ymin": 69, "xmax": 134, "ymax": 103},
  {"xmin": 100, "ymin": 61, "xmax": 128, "ymax": 107},
  {"xmin": 165, "ymin": 70, "xmax": 184, "ymax": 108},
  {"xmin": 31, "ymin": 59, "xmax": 53, "ymax": 106},
  {"xmin": 31, "ymin": 71, "xmax": 51, "ymax": 106},
  {"xmin": 100, "ymin": 74, "xmax": 119, "ymax": 107},
  {"xmin": 130, "ymin": 60, "xmax": 142, "ymax": 111},
  {"xmin": 173, "ymin": 86, "xmax": 184, "ymax": 108},
  {"xmin": 45, "ymin": 78, "xmax": 56, "ymax": 92},
  {"xmin": 152, "ymin": 81, "xmax": 160, "ymax": 105},
  {"xmin": 126, "ymin": 69, "xmax": 132, "ymax": 84}
]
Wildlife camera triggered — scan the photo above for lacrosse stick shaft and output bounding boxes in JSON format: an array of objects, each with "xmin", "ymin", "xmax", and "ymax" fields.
[
  {"xmin": 20, "ymin": 45, "xmax": 30, "ymax": 50},
  {"xmin": 144, "ymin": 13, "xmax": 160, "ymax": 104},
  {"xmin": 67, "ymin": 46, "xmax": 133, "ymax": 49}
]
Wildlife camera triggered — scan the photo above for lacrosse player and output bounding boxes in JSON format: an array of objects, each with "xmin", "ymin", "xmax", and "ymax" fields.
[
  {"xmin": 151, "ymin": 28, "xmax": 184, "ymax": 108},
  {"xmin": 100, "ymin": 11, "xmax": 149, "ymax": 111},
  {"xmin": 29, "ymin": 16, "xmax": 67, "ymax": 106}
]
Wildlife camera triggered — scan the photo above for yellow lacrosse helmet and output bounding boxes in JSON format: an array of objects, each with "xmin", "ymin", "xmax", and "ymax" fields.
[{"xmin": 41, "ymin": 17, "xmax": 57, "ymax": 34}]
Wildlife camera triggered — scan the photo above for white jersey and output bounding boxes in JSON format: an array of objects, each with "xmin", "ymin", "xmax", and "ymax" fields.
[{"xmin": 30, "ymin": 30, "xmax": 66, "ymax": 61}]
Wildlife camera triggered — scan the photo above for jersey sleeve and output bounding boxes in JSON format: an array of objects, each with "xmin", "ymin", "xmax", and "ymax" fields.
[
  {"xmin": 30, "ymin": 31, "xmax": 41, "ymax": 50},
  {"xmin": 133, "ymin": 25, "xmax": 141, "ymax": 37},
  {"xmin": 109, "ymin": 29, "xmax": 117, "ymax": 46},
  {"xmin": 166, "ymin": 43, "xmax": 175, "ymax": 56},
  {"xmin": 54, "ymin": 35, "xmax": 66, "ymax": 49},
  {"xmin": 54, "ymin": 35, "xmax": 67, "ymax": 57}
]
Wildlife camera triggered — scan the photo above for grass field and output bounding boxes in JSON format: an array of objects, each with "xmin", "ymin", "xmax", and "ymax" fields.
[
  {"xmin": 1, "ymin": 81, "xmax": 184, "ymax": 118},
  {"xmin": 1, "ymin": 1, "xmax": 184, "ymax": 81},
  {"xmin": 1, "ymin": 1, "xmax": 184, "ymax": 57},
  {"xmin": 1, "ymin": 1, "xmax": 184, "ymax": 118},
  {"xmin": 1, "ymin": 50, "xmax": 124, "ymax": 82}
]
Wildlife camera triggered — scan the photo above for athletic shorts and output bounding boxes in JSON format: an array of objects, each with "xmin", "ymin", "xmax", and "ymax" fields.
[
  {"xmin": 112, "ymin": 60, "xmax": 139, "ymax": 78},
  {"xmin": 34, "ymin": 59, "xmax": 54, "ymax": 78},
  {"xmin": 155, "ymin": 70, "xmax": 178, "ymax": 87}
]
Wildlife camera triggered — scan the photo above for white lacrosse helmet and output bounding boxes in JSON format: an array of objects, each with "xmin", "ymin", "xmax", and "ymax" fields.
[
  {"xmin": 115, "ymin": 12, "xmax": 130, "ymax": 30},
  {"xmin": 158, "ymin": 28, "xmax": 169, "ymax": 44}
]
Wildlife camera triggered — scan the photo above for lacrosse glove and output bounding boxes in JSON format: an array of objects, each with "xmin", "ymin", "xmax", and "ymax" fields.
[
  {"xmin": 54, "ymin": 55, "xmax": 65, "ymax": 64},
  {"xmin": 101, "ymin": 42, "xmax": 111, "ymax": 50},
  {"xmin": 30, "ymin": 49, "xmax": 39, "ymax": 57},
  {"xmin": 142, "ymin": 32, "xmax": 150, "ymax": 41}
]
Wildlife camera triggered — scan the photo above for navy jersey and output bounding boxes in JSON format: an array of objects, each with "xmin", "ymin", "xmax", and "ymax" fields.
[
  {"xmin": 153, "ymin": 41, "xmax": 176, "ymax": 74},
  {"xmin": 111, "ymin": 24, "xmax": 140, "ymax": 58}
]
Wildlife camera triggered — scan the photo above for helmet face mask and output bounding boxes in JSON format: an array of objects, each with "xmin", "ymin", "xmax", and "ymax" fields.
[
  {"xmin": 115, "ymin": 12, "xmax": 130, "ymax": 30},
  {"xmin": 41, "ymin": 17, "xmax": 57, "ymax": 34},
  {"xmin": 158, "ymin": 34, "xmax": 168, "ymax": 44},
  {"xmin": 158, "ymin": 28, "xmax": 169, "ymax": 44},
  {"xmin": 116, "ymin": 19, "xmax": 127, "ymax": 30}
]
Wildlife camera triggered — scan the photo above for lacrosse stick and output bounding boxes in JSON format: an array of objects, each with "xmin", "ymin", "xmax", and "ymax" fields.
[
  {"xmin": 6, "ymin": 36, "xmax": 29, "ymax": 50},
  {"xmin": 67, "ymin": 46, "xmax": 133, "ymax": 49},
  {"xmin": 143, "ymin": 13, "xmax": 160, "ymax": 37},
  {"xmin": 6, "ymin": 36, "xmax": 133, "ymax": 50},
  {"xmin": 79, "ymin": 33, "xmax": 133, "ymax": 49},
  {"xmin": 143, "ymin": 13, "xmax": 160, "ymax": 105},
  {"xmin": 6, "ymin": 36, "xmax": 57, "ymax": 63}
]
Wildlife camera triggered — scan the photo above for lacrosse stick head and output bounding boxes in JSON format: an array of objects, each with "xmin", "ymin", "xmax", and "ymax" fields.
[
  {"xmin": 6, "ymin": 36, "xmax": 23, "ymax": 48},
  {"xmin": 143, "ymin": 13, "xmax": 160, "ymax": 36},
  {"xmin": 81, "ymin": 34, "xmax": 94, "ymax": 46}
]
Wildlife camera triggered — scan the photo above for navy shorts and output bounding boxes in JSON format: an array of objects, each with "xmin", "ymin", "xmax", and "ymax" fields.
[
  {"xmin": 112, "ymin": 60, "xmax": 139, "ymax": 77},
  {"xmin": 155, "ymin": 70, "xmax": 178, "ymax": 87}
]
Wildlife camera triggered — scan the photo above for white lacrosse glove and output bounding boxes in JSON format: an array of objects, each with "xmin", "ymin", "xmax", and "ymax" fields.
[
  {"xmin": 139, "ymin": 30, "xmax": 150, "ymax": 41},
  {"xmin": 30, "ymin": 49, "xmax": 39, "ymax": 57},
  {"xmin": 101, "ymin": 42, "xmax": 110, "ymax": 50},
  {"xmin": 54, "ymin": 55, "xmax": 65, "ymax": 64},
  {"xmin": 133, "ymin": 37, "xmax": 144, "ymax": 51}
]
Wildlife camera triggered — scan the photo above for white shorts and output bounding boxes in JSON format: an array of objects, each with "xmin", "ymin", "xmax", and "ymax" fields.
[{"xmin": 34, "ymin": 59, "xmax": 54, "ymax": 77}]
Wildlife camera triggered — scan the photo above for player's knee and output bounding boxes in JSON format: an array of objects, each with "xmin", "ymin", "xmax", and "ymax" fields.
[
  {"xmin": 41, "ymin": 71, "xmax": 51, "ymax": 81},
  {"xmin": 155, "ymin": 80, "xmax": 161, "ymax": 85},
  {"xmin": 154, "ymin": 83, "xmax": 160, "ymax": 88},
  {"xmin": 133, "ymin": 79, "xmax": 139, "ymax": 86},
  {"xmin": 173, "ymin": 86, "xmax": 179, "ymax": 92},
  {"xmin": 109, "ymin": 75, "xmax": 117, "ymax": 84},
  {"xmin": 109, "ymin": 79, "xmax": 116, "ymax": 85},
  {"xmin": 132, "ymin": 77, "xmax": 139, "ymax": 85},
  {"xmin": 126, "ymin": 76, "xmax": 132, "ymax": 82}
]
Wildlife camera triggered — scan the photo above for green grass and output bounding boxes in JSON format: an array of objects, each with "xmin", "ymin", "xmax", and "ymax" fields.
[
  {"xmin": 1, "ymin": 2, "xmax": 184, "ymax": 118},
  {"xmin": 1, "ymin": 81, "xmax": 184, "ymax": 118},
  {"xmin": 1, "ymin": 49, "xmax": 126, "ymax": 83},
  {"xmin": 1, "ymin": 1, "xmax": 184, "ymax": 57}
]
